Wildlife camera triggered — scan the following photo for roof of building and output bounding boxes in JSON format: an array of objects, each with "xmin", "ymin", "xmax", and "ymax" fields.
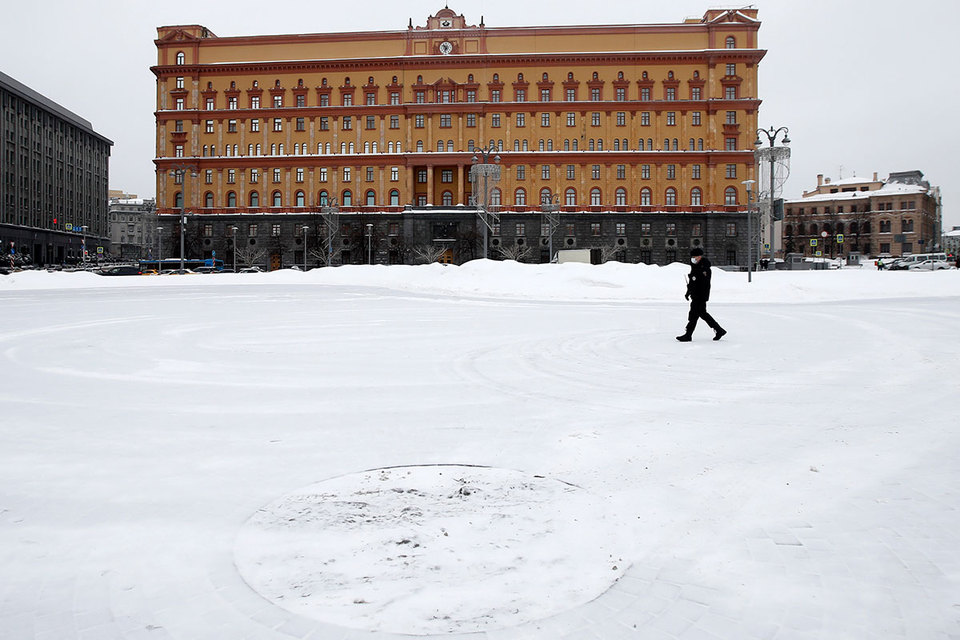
[
  {"xmin": 788, "ymin": 180, "xmax": 929, "ymax": 204},
  {"xmin": 0, "ymin": 70, "xmax": 112, "ymax": 145}
]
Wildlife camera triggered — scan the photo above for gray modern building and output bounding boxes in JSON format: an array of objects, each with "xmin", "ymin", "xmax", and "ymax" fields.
[{"xmin": 0, "ymin": 70, "xmax": 112, "ymax": 266}]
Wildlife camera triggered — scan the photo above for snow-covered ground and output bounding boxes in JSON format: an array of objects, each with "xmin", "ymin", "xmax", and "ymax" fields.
[{"xmin": 1, "ymin": 262, "xmax": 958, "ymax": 639}]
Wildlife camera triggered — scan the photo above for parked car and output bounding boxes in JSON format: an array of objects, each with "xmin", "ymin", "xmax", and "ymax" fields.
[
  {"xmin": 160, "ymin": 269, "xmax": 196, "ymax": 275},
  {"xmin": 194, "ymin": 266, "xmax": 219, "ymax": 274},
  {"xmin": 97, "ymin": 265, "xmax": 142, "ymax": 276},
  {"xmin": 238, "ymin": 267, "xmax": 263, "ymax": 273},
  {"xmin": 908, "ymin": 259, "xmax": 951, "ymax": 271}
]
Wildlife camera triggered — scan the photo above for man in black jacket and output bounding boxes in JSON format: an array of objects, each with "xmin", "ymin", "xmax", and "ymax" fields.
[{"xmin": 677, "ymin": 248, "xmax": 726, "ymax": 342}]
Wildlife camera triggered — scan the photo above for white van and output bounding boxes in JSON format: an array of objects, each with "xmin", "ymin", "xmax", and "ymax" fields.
[{"xmin": 888, "ymin": 253, "xmax": 948, "ymax": 270}]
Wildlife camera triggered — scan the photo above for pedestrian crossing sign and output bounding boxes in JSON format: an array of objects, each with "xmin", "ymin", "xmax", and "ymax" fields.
[{"xmin": 810, "ymin": 238, "xmax": 818, "ymax": 247}]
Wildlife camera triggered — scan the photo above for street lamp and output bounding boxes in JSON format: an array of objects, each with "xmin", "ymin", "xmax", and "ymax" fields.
[
  {"xmin": 80, "ymin": 225, "xmax": 89, "ymax": 265},
  {"xmin": 168, "ymin": 163, "xmax": 198, "ymax": 274},
  {"xmin": 365, "ymin": 223, "xmax": 373, "ymax": 265},
  {"xmin": 302, "ymin": 225, "xmax": 310, "ymax": 271},
  {"xmin": 754, "ymin": 126, "xmax": 790, "ymax": 264},
  {"xmin": 471, "ymin": 145, "xmax": 501, "ymax": 259},
  {"xmin": 229, "ymin": 225, "xmax": 238, "ymax": 271},
  {"xmin": 156, "ymin": 226, "xmax": 164, "ymax": 268},
  {"xmin": 742, "ymin": 179, "xmax": 756, "ymax": 283}
]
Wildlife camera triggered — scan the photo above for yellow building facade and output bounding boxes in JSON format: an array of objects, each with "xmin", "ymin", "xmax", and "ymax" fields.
[{"xmin": 153, "ymin": 7, "xmax": 764, "ymax": 266}]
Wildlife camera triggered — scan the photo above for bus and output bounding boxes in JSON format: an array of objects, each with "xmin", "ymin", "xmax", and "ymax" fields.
[{"xmin": 138, "ymin": 258, "xmax": 225, "ymax": 273}]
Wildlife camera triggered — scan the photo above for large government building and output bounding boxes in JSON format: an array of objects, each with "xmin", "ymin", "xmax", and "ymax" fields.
[
  {"xmin": 1, "ymin": 71, "xmax": 112, "ymax": 266},
  {"xmin": 153, "ymin": 7, "xmax": 763, "ymax": 268}
]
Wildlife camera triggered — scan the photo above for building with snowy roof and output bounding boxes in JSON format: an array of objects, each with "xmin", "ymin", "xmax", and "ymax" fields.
[
  {"xmin": 151, "ymin": 7, "xmax": 765, "ymax": 268},
  {"xmin": 783, "ymin": 171, "xmax": 942, "ymax": 258}
]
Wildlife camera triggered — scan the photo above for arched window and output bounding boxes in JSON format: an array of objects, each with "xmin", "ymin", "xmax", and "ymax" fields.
[
  {"xmin": 348, "ymin": 142, "xmax": 354, "ymax": 154},
  {"xmin": 564, "ymin": 139, "xmax": 570, "ymax": 151},
  {"xmin": 862, "ymin": 221, "xmax": 871, "ymax": 233},
  {"xmin": 296, "ymin": 191, "xmax": 305, "ymax": 207},
  {"xmin": 175, "ymin": 51, "xmax": 185, "ymax": 65},
  {"xmin": 547, "ymin": 140, "xmax": 553, "ymax": 151},
  {"xmin": 514, "ymin": 188, "xmax": 526, "ymax": 206},
  {"xmin": 513, "ymin": 140, "xmax": 520, "ymax": 151},
  {"xmin": 416, "ymin": 141, "xmax": 424, "ymax": 152},
  {"xmin": 590, "ymin": 188, "xmax": 602, "ymax": 206},
  {"xmin": 641, "ymin": 188, "xmax": 652, "ymax": 206},
  {"xmin": 613, "ymin": 139, "xmax": 620, "ymax": 151},
  {"xmin": 615, "ymin": 188, "xmax": 627, "ymax": 206},
  {"xmin": 588, "ymin": 139, "xmax": 595, "ymax": 151},
  {"xmin": 174, "ymin": 191, "xmax": 183, "ymax": 208},
  {"xmin": 372, "ymin": 142, "xmax": 378, "ymax": 153},
  {"xmin": 272, "ymin": 191, "xmax": 282, "ymax": 207},
  {"xmin": 366, "ymin": 190, "xmax": 376, "ymax": 206},
  {"xmin": 565, "ymin": 188, "xmax": 577, "ymax": 206},
  {"xmin": 809, "ymin": 223, "xmax": 818, "ymax": 235},
  {"xmin": 318, "ymin": 190, "xmax": 329, "ymax": 206},
  {"xmin": 387, "ymin": 142, "xmax": 394, "ymax": 153},
  {"xmin": 836, "ymin": 222, "xmax": 844, "ymax": 234},
  {"xmin": 204, "ymin": 192, "xmax": 214, "ymax": 208},
  {"xmin": 785, "ymin": 224, "xmax": 794, "ymax": 236},
  {"xmin": 539, "ymin": 188, "xmax": 552, "ymax": 205},
  {"xmin": 726, "ymin": 36, "xmax": 736, "ymax": 49},
  {"xmin": 724, "ymin": 187, "xmax": 738, "ymax": 205},
  {"xmin": 441, "ymin": 191, "xmax": 453, "ymax": 206},
  {"xmin": 849, "ymin": 221, "xmax": 859, "ymax": 234},
  {"xmin": 226, "ymin": 191, "xmax": 237, "ymax": 207},
  {"xmin": 364, "ymin": 142, "xmax": 370, "ymax": 153},
  {"xmin": 664, "ymin": 138, "xmax": 670, "ymax": 150},
  {"xmin": 665, "ymin": 188, "xmax": 677, "ymax": 206},
  {"xmin": 638, "ymin": 139, "xmax": 645, "ymax": 151},
  {"xmin": 539, "ymin": 140, "xmax": 545, "ymax": 151},
  {"xmin": 796, "ymin": 223, "xmax": 805, "ymax": 235},
  {"xmin": 437, "ymin": 140, "xmax": 444, "ymax": 152},
  {"xmin": 249, "ymin": 191, "xmax": 259, "ymax": 207},
  {"xmin": 342, "ymin": 190, "xmax": 352, "ymax": 206},
  {"xmin": 689, "ymin": 138, "xmax": 695, "ymax": 150},
  {"xmin": 691, "ymin": 188, "xmax": 702, "ymax": 206},
  {"xmin": 572, "ymin": 139, "xmax": 578, "ymax": 151},
  {"xmin": 389, "ymin": 189, "xmax": 400, "ymax": 206},
  {"xmin": 672, "ymin": 139, "xmax": 678, "ymax": 151},
  {"xmin": 490, "ymin": 188, "xmax": 502, "ymax": 206},
  {"xmin": 697, "ymin": 138, "xmax": 704, "ymax": 150},
  {"xmin": 622, "ymin": 138, "xmax": 628, "ymax": 150}
]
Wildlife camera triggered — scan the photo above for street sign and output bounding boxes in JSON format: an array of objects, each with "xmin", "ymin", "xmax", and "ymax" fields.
[
  {"xmin": 810, "ymin": 238, "xmax": 818, "ymax": 247},
  {"xmin": 763, "ymin": 243, "xmax": 770, "ymax": 251},
  {"xmin": 65, "ymin": 223, "xmax": 73, "ymax": 231},
  {"xmin": 815, "ymin": 251, "xmax": 822, "ymax": 257},
  {"xmin": 836, "ymin": 234, "xmax": 844, "ymax": 244},
  {"xmin": 97, "ymin": 246, "xmax": 104, "ymax": 254}
]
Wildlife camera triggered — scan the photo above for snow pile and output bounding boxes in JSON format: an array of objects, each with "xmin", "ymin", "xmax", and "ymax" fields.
[{"xmin": 2, "ymin": 260, "xmax": 958, "ymax": 303}]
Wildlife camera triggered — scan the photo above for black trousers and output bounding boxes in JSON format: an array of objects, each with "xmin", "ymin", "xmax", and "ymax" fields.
[{"xmin": 686, "ymin": 298, "xmax": 720, "ymax": 334}]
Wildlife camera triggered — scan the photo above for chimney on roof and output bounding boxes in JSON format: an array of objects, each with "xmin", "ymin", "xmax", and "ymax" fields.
[
  {"xmin": 817, "ymin": 174, "xmax": 823, "ymax": 187},
  {"xmin": 873, "ymin": 172, "xmax": 878, "ymax": 182}
]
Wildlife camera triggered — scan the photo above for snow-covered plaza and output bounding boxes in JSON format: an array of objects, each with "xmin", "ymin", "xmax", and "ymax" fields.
[{"xmin": 1, "ymin": 262, "xmax": 958, "ymax": 639}]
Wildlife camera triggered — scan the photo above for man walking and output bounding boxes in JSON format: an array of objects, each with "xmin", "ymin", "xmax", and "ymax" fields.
[{"xmin": 677, "ymin": 248, "xmax": 726, "ymax": 342}]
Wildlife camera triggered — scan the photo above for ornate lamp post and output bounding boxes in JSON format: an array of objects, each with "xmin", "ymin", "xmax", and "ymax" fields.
[
  {"xmin": 229, "ymin": 225, "xmax": 238, "ymax": 271},
  {"xmin": 155, "ymin": 226, "xmax": 163, "ymax": 267},
  {"xmin": 470, "ymin": 145, "xmax": 501, "ymax": 259},
  {"xmin": 742, "ymin": 180, "xmax": 756, "ymax": 283},
  {"xmin": 365, "ymin": 223, "xmax": 374, "ymax": 265},
  {"xmin": 754, "ymin": 126, "xmax": 791, "ymax": 264},
  {"xmin": 302, "ymin": 225, "xmax": 310, "ymax": 271},
  {"xmin": 168, "ymin": 163, "xmax": 198, "ymax": 274}
]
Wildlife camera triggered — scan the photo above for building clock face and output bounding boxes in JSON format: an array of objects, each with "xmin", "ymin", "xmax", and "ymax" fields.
[{"xmin": 439, "ymin": 41, "xmax": 453, "ymax": 55}]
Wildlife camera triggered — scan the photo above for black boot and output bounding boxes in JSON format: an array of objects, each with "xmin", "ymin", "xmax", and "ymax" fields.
[
  {"xmin": 676, "ymin": 333, "xmax": 692, "ymax": 342},
  {"xmin": 713, "ymin": 327, "xmax": 727, "ymax": 341}
]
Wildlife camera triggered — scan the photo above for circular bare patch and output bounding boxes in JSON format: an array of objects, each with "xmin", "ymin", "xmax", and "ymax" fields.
[{"xmin": 234, "ymin": 465, "xmax": 631, "ymax": 635}]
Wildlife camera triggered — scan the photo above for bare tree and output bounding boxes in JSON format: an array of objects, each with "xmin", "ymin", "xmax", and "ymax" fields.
[
  {"xmin": 309, "ymin": 244, "xmax": 343, "ymax": 266},
  {"xmin": 412, "ymin": 244, "xmax": 449, "ymax": 264},
  {"xmin": 589, "ymin": 244, "xmax": 623, "ymax": 263},
  {"xmin": 235, "ymin": 246, "xmax": 266, "ymax": 268},
  {"xmin": 498, "ymin": 243, "xmax": 532, "ymax": 262}
]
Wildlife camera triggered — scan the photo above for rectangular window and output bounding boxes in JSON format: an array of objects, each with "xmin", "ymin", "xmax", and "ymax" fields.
[
  {"xmin": 691, "ymin": 112, "xmax": 701, "ymax": 126},
  {"xmin": 565, "ymin": 223, "xmax": 575, "ymax": 236},
  {"xmin": 616, "ymin": 112, "xmax": 626, "ymax": 126},
  {"xmin": 591, "ymin": 165, "xmax": 600, "ymax": 179},
  {"xmin": 490, "ymin": 89, "xmax": 501, "ymax": 103},
  {"xmin": 466, "ymin": 113, "xmax": 477, "ymax": 127},
  {"xmin": 641, "ymin": 165, "xmax": 650, "ymax": 180},
  {"xmin": 227, "ymin": 169, "xmax": 236, "ymax": 184},
  {"xmin": 251, "ymin": 118, "xmax": 261, "ymax": 132},
  {"xmin": 726, "ymin": 63, "xmax": 737, "ymax": 76},
  {"xmin": 726, "ymin": 223, "xmax": 737, "ymax": 237},
  {"xmin": 415, "ymin": 114, "xmax": 425, "ymax": 128},
  {"xmin": 725, "ymin": 86, "xmax": 737, "ymax": 100},
  {"xmin": 641, "ymin": 223, "xmax": 651, "ymax": 236},
  {"xmin": 175, "ymin": 98, "xmax": 184, "ymax": 110},
  {"xmin": 566, "ymin": 113, "xmax": 576, "ymax": 127},
  {"xmin": 296, "ymin": 168, "xmax": 304, "ymax": 182},
  {"xmin": 466, "ymin": 90, "xmax": 476, "ymax": 103},
  {"xmin": 516, "ymin": 113, "xmax": 526, "ymax": 127},
  {"xmin": 389, "ymin": 115, "xmax": 400, "ymax": 129},
  {"xmin": 391, "ymin": 167, "xmax": 399, "ymax": 181},
  {"xmin": 205, "ymin": 169, "xmax": 213, "ymax": 184},
  {"xmin": 417, "ymin": 169, "xmax": 427, "ymax": 183},
  {"xmin": 666, "ymin": 112, "xmax": 676, "ymax": 126},
  {"xmin": 491, "ymin": 113, "xmax": 501, "ymax": 127},
  {"xmin": 590, "ymin": 87, "xmax": 600, "ymax": 101},
  {"xmin": 591, "ymin": 222, "xmax": 601, "ymax": 236},
  {"xmin": 206, "ymin": 98, "xmax": 214, "ymax": 110},
  {"xmin": 565, "ymin": 88, "xmax": 576, "ymax": 101},
  {"xmin": 591, "ymin": 112, "xmax": 600, "ymax": 126},
  {"xmin": 319, "ymin": 94, "xmax": 330, "ymax": 106},
  {"xmin": 666, "ymin": 87, "xmax": 676, "ymax": 101},
  {"xmin": 366, "ymin": 92, "xmax": 376, "ymax": 106},
  {"xmin": 641, "ymin": 87, "xmax": 651, "ymax": 101},
  {"xmin": 389, "ymin": 92, "xmax": 400, "ymax": 105},
  {"xmin": 273, "ymin": 118, "xmax": 283, "ymax": 132},
  {"xmin": 692, "ymin": 223, "xmax": 702, "ymax": 237},
  {"xmin": 541, "ymin": 112, "xmax": 550, "ymax": 127},
  {"xmin": 248, "ymin": 224, "xmax": 257, "ymax": 237},
  {"xmin": 566, "ymin": 165, "xmax": 575, "ymax": 179},
  {"xmin": 228, "ymin": 97, "xmax": 237, "ymax": 109},
  {"xmin": 365, "ymin": 116, "xmax": 376, "ymax": 130},
  {"xmin": 250, "ymin": 96, "xmax": 260, "ymax": 109},
  {"xmin": 227, "ymin": 119, "xmax": 237, "ymax": 132},
  {"xmin": 616, "ymin": 87, "xmax": 626, "ymax": 101},
  {"xmin": 541, "ymin": 165, "xmax": 550, "ymax": 179},
  {"xmin": 725, "ymin": 164, "xmax": 737, "ymax": 179},
  {"xmin": 250, "ymin": 169, "xmax": 259, "ymax": 183},
  {"xmin": 343, "ymin": 168, "xmax": 351, "ymax": 182},
  {"xmin": 666, "ymin": 223, "xmax": 677, "ymax": 236},
  {"xmin": 667, "ymin": 165, "xmax": 676, "ymax": 180},
  {"xmin": 366, "ymin": 167, "xmax": 374, "ymax": 182},
  {"xmin": 641, "ymin": 112, "xmax": 650, "ymax": 126},
  {"xmin": 296, "ymin": 117, "xmax": 305, "ymax": 131},
  {"xmin": 441, "ymin": 170, "xmax": 453, "ymax": 183},
  {"xmin": 540, "ymin": 89, "xmax": 551, "ymax": 102},
  {"xmin": 440, "ymin": 114, "xmax": 452, "ymax": 128},
  {"xmin": 296, "ymin": 94, "xmax": 305, "ymax": 107},
  {"xmin": 616, "ymin": 222, "xmax": 626, "ymax": 235},
  {"xmin": 319, "ymin": 117, "xmax": 329, "ymax": 131},
  {"xmin": 205, "ymin": 120, "xmax": 214, "ymax": 133},
  {"xmin": 516, "ymin": 223, "xmax": 525, "ymax": 236},
  {"xmin": 319, "ymin": 168, "xmax": 328, "ymax": 182},
  {"xmin": 725, "ymin": 110, "xmax": 737, "ymax": 125},
  {"xmin": 617, "ymin": 165, "xmax": 626, "ymax": 179},
  {"xmin": 272, "ymin": 224, "xmax": 281, "ymax": 236},
  {"xmin": 342, "ymin": 94, "xmax": 352, "ymax": 106},
  {"xmin": 516, "ymin": 165, "xmax": 526, "ymax": 180},
  {"xmin": 515, "ymin": 89, "xmax": 526, "ymax": 102},
  {"xmin": 273, "ymin": 168, "xmax": 281, "ymax": 182},
  {"xmin": 174, "ymin": 144, "xmax": 184, "ymax": 157},
  {"xmin": 692, "ymin": 164, "xmax": 701, "ymax": 179},
  {"xmin": 342, "ymin": 116, "xmax": 352, "ymax": 130},
  {"xmin": 725, "ymin": 137, "xmax": 737, "ymax": 151}
]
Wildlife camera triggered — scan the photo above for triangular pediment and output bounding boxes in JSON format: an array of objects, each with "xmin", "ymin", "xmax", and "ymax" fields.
[{"xmin": 705, "ymin": 9, "xmax": 759, "ymax": 25}]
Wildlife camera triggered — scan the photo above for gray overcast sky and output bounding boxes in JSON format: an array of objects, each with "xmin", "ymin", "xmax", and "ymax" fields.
[{"xmin": 3, "ymin": 0, "xmax": 958, "ymax": 226}]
